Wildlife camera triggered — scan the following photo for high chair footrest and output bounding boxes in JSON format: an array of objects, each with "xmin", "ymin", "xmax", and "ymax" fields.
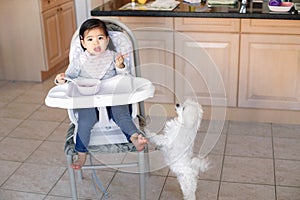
[
  {"xmin": 64, "ymin": 123, "xmax": 137, "ymax": 155},
  {"xmin": 88, "ymin": 143, "xmax": 136, "ymax": 153}
]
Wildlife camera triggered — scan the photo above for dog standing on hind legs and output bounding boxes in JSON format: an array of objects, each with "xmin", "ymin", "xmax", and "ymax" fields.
[{"xmin": 146, "ymin": 99, "xmax": 209, "ymax": 200}]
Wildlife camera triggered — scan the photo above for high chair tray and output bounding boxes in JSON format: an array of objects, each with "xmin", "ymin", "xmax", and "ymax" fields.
[{"xmin": 45, "ymin": 75, "xmax": 155, "ymax": 109}]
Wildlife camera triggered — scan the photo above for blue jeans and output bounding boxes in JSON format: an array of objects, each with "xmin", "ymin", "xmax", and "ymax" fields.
[{"xmin": 74, "ymin": 105, "xmax": 139, "ymax": 153}]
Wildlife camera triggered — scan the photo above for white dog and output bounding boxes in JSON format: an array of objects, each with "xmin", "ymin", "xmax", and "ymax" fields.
[{"xmin": 146, "ymin": 99, "xmax": 209, "ymax": 200}]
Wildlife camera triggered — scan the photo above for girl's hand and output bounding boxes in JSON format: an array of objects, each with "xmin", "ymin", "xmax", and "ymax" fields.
[
  {"xmin": 55, "ymin": 73, "xmax": 66, "ymax": 84},
  {"xmin": 115, "ymin": 53, "xmax": 126, "ymax": 68}
]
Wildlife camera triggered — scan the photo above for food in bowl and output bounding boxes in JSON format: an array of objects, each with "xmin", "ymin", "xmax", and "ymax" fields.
[{"xmin": 269, "ymin": 0, "xmax": 281, "ymax": 6}]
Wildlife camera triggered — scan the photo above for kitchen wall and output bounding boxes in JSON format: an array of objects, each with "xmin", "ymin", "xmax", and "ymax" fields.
[{"xmin": 74, "ymin": 0, "xmax": 111, "ymax": 28}]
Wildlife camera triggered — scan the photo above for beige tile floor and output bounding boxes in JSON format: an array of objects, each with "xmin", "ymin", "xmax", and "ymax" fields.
[{"xmin": 0, "ymin": 78, "xmax": 300, "ymax": 200}]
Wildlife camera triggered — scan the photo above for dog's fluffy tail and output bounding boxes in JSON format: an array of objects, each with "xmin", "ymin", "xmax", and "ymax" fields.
[{"xmin": 191, "ymin": 157, "xmax": 210, "ymax": 173}]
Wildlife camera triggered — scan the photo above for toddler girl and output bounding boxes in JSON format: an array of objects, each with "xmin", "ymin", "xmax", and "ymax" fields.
[{"xmin": 55, "ymin": 18, "xmax": 147, "ymax": 170}]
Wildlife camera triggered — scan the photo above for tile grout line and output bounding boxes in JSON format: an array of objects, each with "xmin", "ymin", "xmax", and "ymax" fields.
[
  {"xmin": 45, "ymin": 168, "xmax": 69, "ymax": 199},
  {"xmin": 271, "ymin": 123, "xmax": 278, "ymax": 200},
  {"xmin": 102, "ymin": 169, "xmax": 124, "ymax": 200},
  {"xmin": 216, "ymin": 120, "xmax": 230, "ymax": 200},
  {"xmin": 158, "ymin": 169, "xmax": 170, "ymax": 200},
  {"xmin": 17, "ymin": 103, "xmax": 51, "ymax": 165}
]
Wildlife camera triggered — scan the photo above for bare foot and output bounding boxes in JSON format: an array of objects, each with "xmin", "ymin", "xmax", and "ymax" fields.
[
  {"xmin": 71, "ymin": 152, "xmax": 87, "ymax": 170},
  {"xmin": 130, "ymin": 133, "xmax": 148, "ymax": 151}
]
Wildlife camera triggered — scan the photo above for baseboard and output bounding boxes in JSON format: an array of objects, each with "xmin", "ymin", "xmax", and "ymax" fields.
[
  {"xmin": 41, "ymin": 59, "xmax": 68, "ymax": 81},
  {"xmin": 144, "ymin": 102, "xmax": 300, "ymax": 125}
]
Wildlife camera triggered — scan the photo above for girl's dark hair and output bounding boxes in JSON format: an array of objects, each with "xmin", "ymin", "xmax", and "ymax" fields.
[{"xmin": 79, "ymin": 18, "xmax": 109, "ymax": 40}]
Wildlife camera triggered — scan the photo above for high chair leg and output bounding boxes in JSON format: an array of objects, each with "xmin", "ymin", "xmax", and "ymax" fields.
[
  {"xmin": 138, "ymin": 150, "xmax": 146, "ymax": 200},
  {"xmin": 66, "ymin": 154, "xmax": 78, "ymax": 200},
  {"xmin": 77, "ymin": 169, "xmax": 83, "ymax": 182}
]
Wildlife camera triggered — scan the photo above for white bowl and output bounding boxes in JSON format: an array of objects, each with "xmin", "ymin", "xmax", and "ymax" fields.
[
  {"xmin": 268, "ymin": 3, "xmax": 293, "ymax": 12},
  {"xmin": 73, "ymin": 79, "xmax": 101, "ymax": 96}
]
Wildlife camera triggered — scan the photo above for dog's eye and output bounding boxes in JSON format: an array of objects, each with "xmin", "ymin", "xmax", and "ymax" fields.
[{"xmin": 176, "ymin": 104, "xmax": 180, "ymax": 108}]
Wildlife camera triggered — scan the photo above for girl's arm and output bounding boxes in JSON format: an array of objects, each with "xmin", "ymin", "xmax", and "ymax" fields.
[
  {"xmin": 115, "ymin": 53, "xmax": 125, "ymax": 69},
  {"xmin": 54, "ymin": 58, "xmax": 81, "ymax": 85},
  {"xmin": 115, "ymin": 53, "xmax": 130, "ymax": 75},
  {"xmin": 65, "ymin": 58, "xmax": 81, "ymax": 79}
]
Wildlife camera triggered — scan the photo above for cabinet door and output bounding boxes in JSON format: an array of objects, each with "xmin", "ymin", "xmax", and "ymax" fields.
[
  {"xmin": 59, "ymin": 1, "xmax": 76, "ymax": 59},
  {"xmin": 134, "ymin": 30, "xmax": 174, "ymax": 103},
  {"xmin": 239, "ymin": 34, "xmax": 300, "ymax": 110},
  {"xmin": 118, "ymin": 17, "xmax": 174, "ymax": 103},
  {"xmin": 174, "ymin": 32, "xmax": 239, "ymax": 107},
  {"xmin": 42, "ymin": 6, "xmax": 61, "ymax": 69}
]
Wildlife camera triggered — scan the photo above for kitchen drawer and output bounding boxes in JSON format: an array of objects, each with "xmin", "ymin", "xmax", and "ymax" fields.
[
  {"xmin": 41, "ymin": 0, "xmax": 58, "ymax": 11},
  {"xmin": 241, "ymin": 19, "xmax": 300, "ymax": 35},
  {"xmin": 41, "ymin": 0, "xmax": 72, "ymax": 12},
  {"xmin": 174, "ymin": 18, "xmax": 240, "ymax": 33},
  {"xmin": 119, "ymin": 17, "xmax": 173, "ymax": 30}
]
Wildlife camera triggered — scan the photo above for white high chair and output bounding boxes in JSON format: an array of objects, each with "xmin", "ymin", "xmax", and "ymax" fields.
[{"xmin": 45, "ymin": 18, "xmax": 155, "ymax": 200}]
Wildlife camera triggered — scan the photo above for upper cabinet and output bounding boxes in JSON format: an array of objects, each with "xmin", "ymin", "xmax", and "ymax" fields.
[{"xmin": 0, "ymin": 0, "xmax": 76, "ymax": 81}]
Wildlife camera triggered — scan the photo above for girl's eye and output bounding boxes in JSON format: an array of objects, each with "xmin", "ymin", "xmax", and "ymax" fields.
[
  {"xmin": 87, "ymin": 38, "xmax": 93, "ymax": 42},
  {"xmin": 98, "ymin": 36, "xmax": 104, "ymax": 40}
]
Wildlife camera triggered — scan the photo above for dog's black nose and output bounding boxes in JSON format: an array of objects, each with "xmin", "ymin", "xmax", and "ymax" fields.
[{"xmin": 175, "ymin": 103, "xmax": 180, "ymax": 108}]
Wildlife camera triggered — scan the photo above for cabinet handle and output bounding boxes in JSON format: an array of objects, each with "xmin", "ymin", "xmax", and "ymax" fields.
[{"xmin": 56, "ymin": 7, "xmax": 63, "ymax": 12}]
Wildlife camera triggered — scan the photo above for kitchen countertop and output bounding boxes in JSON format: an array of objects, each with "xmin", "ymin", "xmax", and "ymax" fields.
[{"xmin": 91, "ymin": 0, "xmax": 300, "ymax": 19}]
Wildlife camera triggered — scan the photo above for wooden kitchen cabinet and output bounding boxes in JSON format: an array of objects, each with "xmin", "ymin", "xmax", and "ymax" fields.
[
  {"xmin": 87, "ymin": 17, "xmax": 300, "ymax": 122},
  {"xmin": 43, "ymin": 6, "xmax": 61, "ymax": 71},
  {"xmin": 90, "ymin": 16, "xmax": 299, "ymax": 123},
  {"xmin": 59, "ymin": 2, "xmax": 77, "ymax": 61},
  {"xmin": 239, "ymin": 19, "xmax": 300, "ymax": 110},
  {"xmin": 132, "ymin": 30, "xmax": 174, "ymax": 103},
  {"xmin": 174, "ymin": 18, "xmax": 240, "ymax": 107},
  {"xmin": 41, "ymin": 0, "xmax": 76, "ymax": 80},
  {"xmin": 119, "ymin": 17, "xmax": 175, "ymax": 103},
  {"xmin": 241, "ymin": 19, "xmax": 300, "ymax": 35},
  {"xmin": 116, "ymin": 17, "xmax": 240, "ymax": 105}
]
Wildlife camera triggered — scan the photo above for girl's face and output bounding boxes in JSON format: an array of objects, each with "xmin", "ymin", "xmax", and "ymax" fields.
[{"xmin": 81, "ymin": 27, "xmax": 109, "ymax": 55}]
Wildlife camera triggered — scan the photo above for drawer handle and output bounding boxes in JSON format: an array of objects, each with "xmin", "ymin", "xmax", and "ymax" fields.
[{"xmin": 47, "ymin": 0, "xmax": 50, "ymax": 4}]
